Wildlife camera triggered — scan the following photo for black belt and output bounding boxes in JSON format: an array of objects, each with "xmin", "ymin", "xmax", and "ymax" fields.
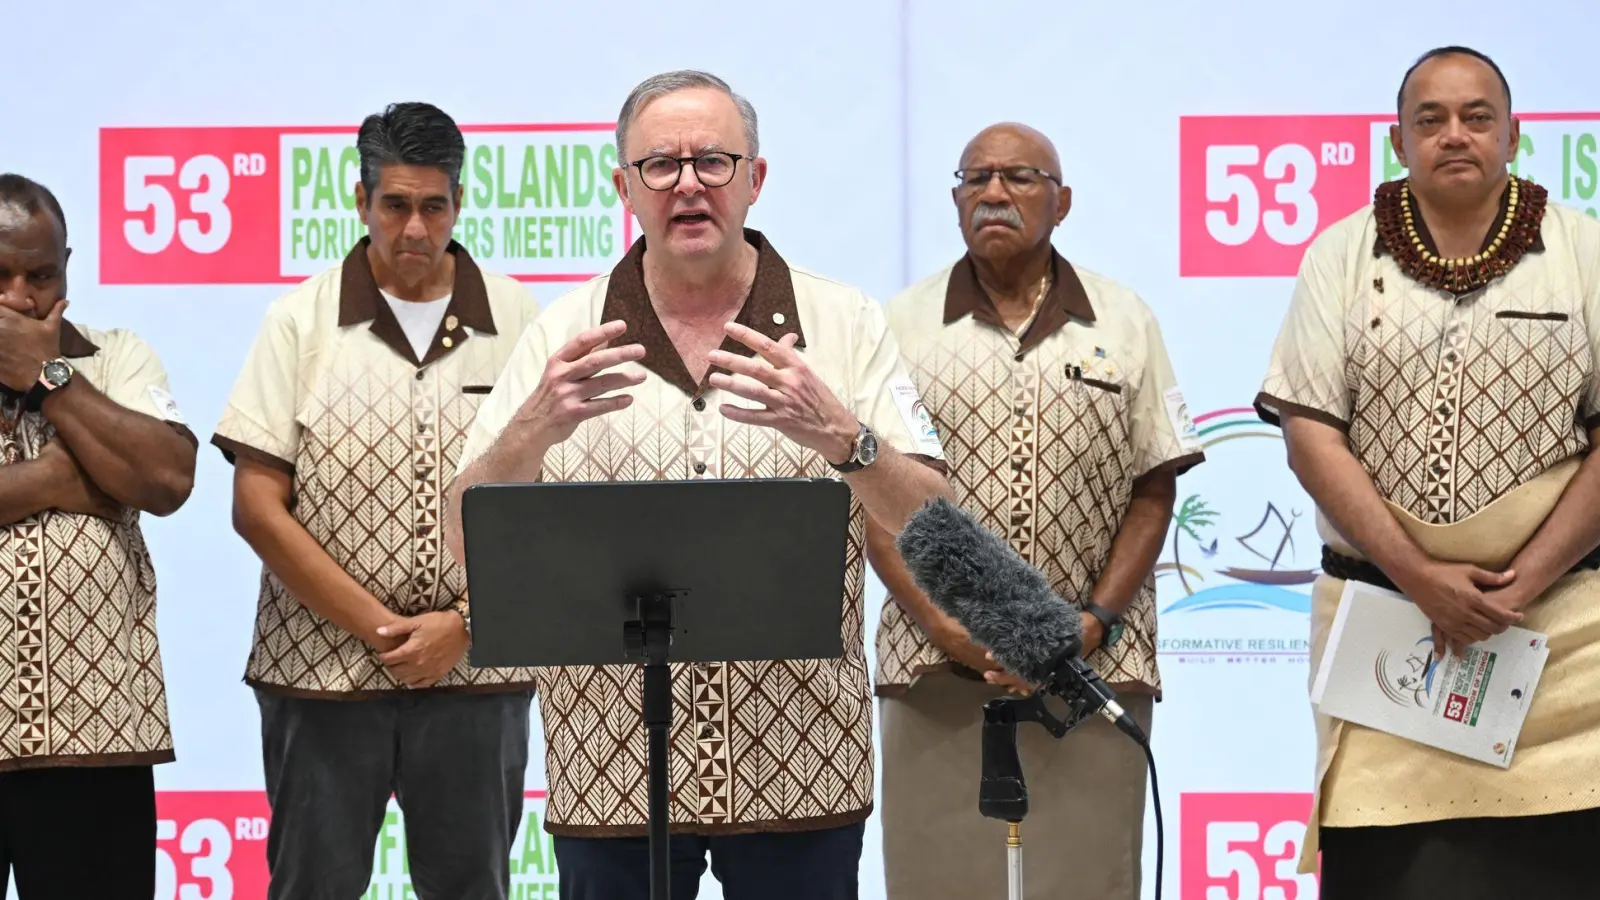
[{"xmin": 1321, "ymin": 543, "xmax": 1600, "ymax": 592}]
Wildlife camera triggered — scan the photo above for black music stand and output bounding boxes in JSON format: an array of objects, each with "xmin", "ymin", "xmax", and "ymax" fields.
[{"xmin": 459, "ymin": 477, "xmax": 852, "ymax": 900}]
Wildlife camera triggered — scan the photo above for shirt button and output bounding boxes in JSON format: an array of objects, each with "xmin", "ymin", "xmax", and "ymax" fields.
[
  {"xmin": 693, "ymin": 462, "xmax": 707, "ymax": 475},
  {"xmin": 415, "ymin": 370, "xmax": 426, "ymax": 381},
  {"xmin": 1013, "ymin": 352, "xmax": 1025, "ymax": 362},
  {"xmin": 693, "ymin": 397, "xmax": 707, "ymax": 412},
  {"xmin": 699, "ymin": 722, "xmax": 716, "ymax": 739}
]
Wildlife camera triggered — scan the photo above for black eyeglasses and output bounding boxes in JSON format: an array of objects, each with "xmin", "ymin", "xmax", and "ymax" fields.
[
  {"xmin": 954, "ymin": 166, "xmax": 1061, "ymax": 193},
  {"xmin": 629, "ymin": 152, "xmax": 747, "ymax": 191}
]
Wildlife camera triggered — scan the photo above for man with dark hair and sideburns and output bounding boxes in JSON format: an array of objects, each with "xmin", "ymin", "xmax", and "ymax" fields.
[{"xmin": 212, "ymin": 102, "xmax": 541, "ymax": 898}]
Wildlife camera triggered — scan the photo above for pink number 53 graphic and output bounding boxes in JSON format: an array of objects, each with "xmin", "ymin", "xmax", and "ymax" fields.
[
  {"xmin": 1181, "ymin": 792, "xmax": 1321, "ymax": 899},
  {"xmin": 1179, "ymin": 116, "xmax": 1375, "ymax": 278}
]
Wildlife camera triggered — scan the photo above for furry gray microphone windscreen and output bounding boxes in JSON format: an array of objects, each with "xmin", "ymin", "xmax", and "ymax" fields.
[{"xmin": 895, "ymin": 496, "xmax": 1083, "ymax": 685}]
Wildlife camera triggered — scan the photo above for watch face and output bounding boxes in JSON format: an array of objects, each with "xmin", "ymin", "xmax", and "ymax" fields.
[
  {"xmin": 858, "ymin": 430, "xmax": 879, "ymax": 464},
  {"xmin": 42, "ymin": 361, "xmax": 72, "ymax": 387}
]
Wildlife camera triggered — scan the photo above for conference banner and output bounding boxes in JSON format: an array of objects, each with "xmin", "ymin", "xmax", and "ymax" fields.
[
  {"xmin": 1179, "ymin": 112, "xmax": 1600, "ymax": 277},
  {"xmin": 154, "ymin": 792, "xmax": 559, "ymax": 899},
  {"xmin": 98, "ymin": 123, "xmax": 633, "ymax": 286}
]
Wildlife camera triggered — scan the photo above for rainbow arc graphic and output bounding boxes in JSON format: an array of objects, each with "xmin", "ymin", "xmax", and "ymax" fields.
[{"xmin": 1158, "ymin": 407, "xmax": 1314, "ymax": 616}]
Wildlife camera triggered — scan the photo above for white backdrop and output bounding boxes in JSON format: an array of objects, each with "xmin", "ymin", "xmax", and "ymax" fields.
[{"xmin": 5, "ymin": 2, "xmax": 1599, "ymax": 896}]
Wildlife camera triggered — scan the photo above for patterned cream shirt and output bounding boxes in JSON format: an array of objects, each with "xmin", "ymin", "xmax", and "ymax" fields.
[
  {"xmin": 1257, "ymin": 193, "xmax": 1600, "ymax": 524},
  {"xmin": 212, "ymin": 239, "xmax": 541, "ymax": 697},
  {"xmin": 875, "ymin": 250, "xmax": 1205, "ymax": 698},
  {"xmin": 0, "ymin": 321, "xmax": 190, "ymax": 771},
  {"xmin": 455, "ymin": 229, "xmax": 945, "ymax": 837}
]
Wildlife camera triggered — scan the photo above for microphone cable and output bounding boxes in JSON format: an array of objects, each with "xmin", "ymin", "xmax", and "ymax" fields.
[{"xmin": 1142, "ymin": 738, "xmax": 1164, "ymax": 900}]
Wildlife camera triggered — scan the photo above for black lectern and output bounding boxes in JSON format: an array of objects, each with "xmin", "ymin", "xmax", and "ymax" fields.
[{"xmin": 458, "ymin": 477, "xmax": 852, "ymax": 899}]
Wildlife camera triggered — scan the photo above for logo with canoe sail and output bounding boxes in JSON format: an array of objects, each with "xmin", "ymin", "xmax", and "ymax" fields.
[{"xmin": 1156, "ymin": 406, "xmax": 1315, "ymax": 659}]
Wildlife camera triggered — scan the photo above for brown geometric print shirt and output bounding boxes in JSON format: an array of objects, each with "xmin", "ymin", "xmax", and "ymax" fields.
[
  {"xmin": 455, "ymin": 229, "xmax": 944, "ymax": 837},
  {"xmin": 876, "ymin": 251, "xmax": 1205, "ymax": 698},
  {"xmin": 1256, "ymin": 200, "xmax": 1600, "ymax": 524},
  {"xmin": 0, "ymin": 322, "xmax": 192, "ymax": 771},
  {"xmin": 211, "ymin": 240, "xmax": 541, "ymax": 697}
]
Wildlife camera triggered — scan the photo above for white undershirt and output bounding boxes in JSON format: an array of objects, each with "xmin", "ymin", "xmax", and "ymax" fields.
[{"xmin": 381, "ymin": 292, "xmax": 452, "ymax": 360}]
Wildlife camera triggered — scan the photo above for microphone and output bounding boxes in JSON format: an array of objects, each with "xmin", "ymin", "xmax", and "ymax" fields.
[{"xmin": 896, "ymin": 496, "xmax": 1148, "ymax": 746}]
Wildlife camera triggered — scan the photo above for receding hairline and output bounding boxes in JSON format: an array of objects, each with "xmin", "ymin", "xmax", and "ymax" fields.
[
  {"xmin": 960, "ymin": 122, "xmax": 1062, "ymax": 176},
  {"xmin": 1398, "ymin": 50, "xmax": 1512, "ymax": 117},
  {"xmin": 627, "ymin": 87, "xmax": 749, "ymax": 154},
  {"xmin": 0, "ymin": 200, "xmax": 66, "ymax": 251},
  {"xmin": 615, "ymin": 70, "xmax": 760, "ymax": 162}
]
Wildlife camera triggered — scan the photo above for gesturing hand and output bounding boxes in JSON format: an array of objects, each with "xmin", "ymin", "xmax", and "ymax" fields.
[
  {"xmin": 376, "ymin": 612, "xmax": 470, "ymax": 689},
  {"xmin": 706, "ymin": 322, "xmax": 858, "ymax": 463},
  {"xmin": 0, "ymin": 300, "xmax": 65, "ymax": 392},
  {"xmin": 1399, "ymin": 561, "xmax": 1523, "ymax": 658},
  {"xmin": 511, "ymin": 320, "xmax": 646, "ymax": 449}
]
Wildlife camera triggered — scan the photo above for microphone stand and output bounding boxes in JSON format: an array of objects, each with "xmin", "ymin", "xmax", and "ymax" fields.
[{"xmin": 977, "ymin": 643, "xmax": 1107, "ymax": 900}]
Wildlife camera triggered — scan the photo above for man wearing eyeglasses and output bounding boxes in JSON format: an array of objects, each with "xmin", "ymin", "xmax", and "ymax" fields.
[
  {"xmin": 868, "ymin": 122, "xmax": 1204, "ymax": 899},
  {"xmin": 444, "ymin": 70, "xmax": 950, "ymax": 900}
]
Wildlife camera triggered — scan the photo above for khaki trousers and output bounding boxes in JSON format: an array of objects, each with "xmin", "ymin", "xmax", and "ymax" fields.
[{"xmin": 880, "ymin": 671, "xmax": 1153, "ymax": 899}]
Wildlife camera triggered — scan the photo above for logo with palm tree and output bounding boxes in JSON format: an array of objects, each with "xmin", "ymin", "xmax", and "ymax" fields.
[{"xmin": 1156, "ymin": 406, "xmax": 1318, "ymax": 617}]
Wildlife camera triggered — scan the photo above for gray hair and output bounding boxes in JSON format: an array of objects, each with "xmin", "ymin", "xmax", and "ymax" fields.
[
  {"xmin": 615, "ymin": 70, "xmax": 760, "ymax": 162},
  {"xmin": 355, "ymin": 102, "xmax": 466, "ymax": 204}
]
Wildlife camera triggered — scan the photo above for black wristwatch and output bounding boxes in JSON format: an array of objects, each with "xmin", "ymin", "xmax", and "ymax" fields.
[
  {"xmin": 829, "ymin": 422, "xmax": 879, "ymax": 473},
  {"xmin": 25, "ymin": 358, "xmax": 74, "ymax": 411},
  {"xmin": 1084, "ymin": 603, "xmax": 1123, "ymax": 649}
]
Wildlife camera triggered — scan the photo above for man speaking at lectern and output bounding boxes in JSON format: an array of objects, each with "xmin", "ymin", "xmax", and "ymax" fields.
[{"xmin": 444, "ymin": 69, "xmax": 949, "ymax": 899}]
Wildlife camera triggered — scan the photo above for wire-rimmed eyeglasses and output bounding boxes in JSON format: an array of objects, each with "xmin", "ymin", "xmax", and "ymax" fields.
[{"xmin": 954, "ymin": 166, "xmax": 1061, "ymax": 193}]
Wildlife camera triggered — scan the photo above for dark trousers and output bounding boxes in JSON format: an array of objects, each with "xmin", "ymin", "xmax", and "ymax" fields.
[
  {"xmin": 553, "ymin": 821, "xmax": 865, "ymax": 900},
  {"xmin": 257, "ymin": 687, "xmax": 533, "ymax": 900},
  {"xmin": 1320, "ymin": 805, "xmax": 1600, "ymax": 899},
  {"xmin": 0, "ymin": 764, "xmax": 155, "ymax": 899}
]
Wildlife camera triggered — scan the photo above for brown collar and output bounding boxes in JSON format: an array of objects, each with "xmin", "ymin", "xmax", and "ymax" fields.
[
  {"xmin": 60, "ymin": 320, "xmax": 100, "ymax": 358},
  {"xmin": 1373, "ymin": 176, "xmax": 1547, "ymax": 293},
  {"xmin": 600, "ymin": 228, "xmax": 806, "ymax": 398},
  {"xmin": 338, "ymin": 237, "xmax": 498, "ymax": 366},
  {"xmin": 943, "ymin": 248, "xmax": 1095, "ymax": 354}
]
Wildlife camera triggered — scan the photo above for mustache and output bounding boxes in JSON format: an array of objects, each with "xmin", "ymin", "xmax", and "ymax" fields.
[{"xmin": 970, "ymin": 203, "xmax": 1022, "ymax": 230}]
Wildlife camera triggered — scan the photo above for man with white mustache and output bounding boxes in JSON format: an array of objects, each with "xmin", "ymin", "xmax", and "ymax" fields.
[{"xmin": 868, "ymin": 122, "xmax": 1204, "ymax": 898}]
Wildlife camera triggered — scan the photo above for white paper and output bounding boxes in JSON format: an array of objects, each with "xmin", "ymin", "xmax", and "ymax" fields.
[{"xmin": 1311, "ymin": 580, "xmax": 1549, "ymax": 768}]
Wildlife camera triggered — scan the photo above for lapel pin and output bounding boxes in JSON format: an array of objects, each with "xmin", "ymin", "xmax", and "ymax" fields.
[{"xmin": 445, "ymin": 314, "xmax": 459, "ymax": 331}]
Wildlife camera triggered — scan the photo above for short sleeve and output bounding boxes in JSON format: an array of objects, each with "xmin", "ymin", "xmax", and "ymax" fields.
[
  {"xmin": 211, "ymin": 301, "xmax": 302, "ymax": 474},
  {"xmin": 454, "ymin": 317, "xmax": 552, "ymax": 480},
  {"xmin": 849, "ymin": 294, "xmax": 946, "ymax": 463},
  {"xmin": 1129, "ymin": 309, "xmax": 1205, "ymax": 478},
  {"xmin": 96, "ymin": 330, "xmax": 195, "ymax": 445},
  {"xmin": 1255, "ymin": 229, "xmax": 1353, "ymax": 430}
]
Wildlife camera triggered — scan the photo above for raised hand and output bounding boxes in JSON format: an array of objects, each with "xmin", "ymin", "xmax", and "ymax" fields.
[
  {"xmin": 706, "ymin": 322, "xmax": 857, "ymax": 463},
  {"xmin": 511, "ymin": 320, "xmax": 646, "ymax": 448},
  {"xmin": 0, "ymin": 300, "xmax": 65, "ymax": 392}
]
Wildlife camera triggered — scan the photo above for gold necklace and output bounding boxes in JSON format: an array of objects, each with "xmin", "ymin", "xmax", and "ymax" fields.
[{"xmin": 1400, "ymin": 177, "xmax": 1519, "ymax": 269}]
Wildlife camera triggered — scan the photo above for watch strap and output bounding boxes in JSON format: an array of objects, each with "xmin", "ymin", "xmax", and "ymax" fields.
[
  {"xmin": 24, "ymin": 358, "xmax": 71, "ymax": 412},
  {"xmin": 828, "ymin": 423, "xmax": 869, "ymax": 473},
  {"xmin": 1084, "ymin": 603, "xmax": 1121, "ymax": 638}
]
